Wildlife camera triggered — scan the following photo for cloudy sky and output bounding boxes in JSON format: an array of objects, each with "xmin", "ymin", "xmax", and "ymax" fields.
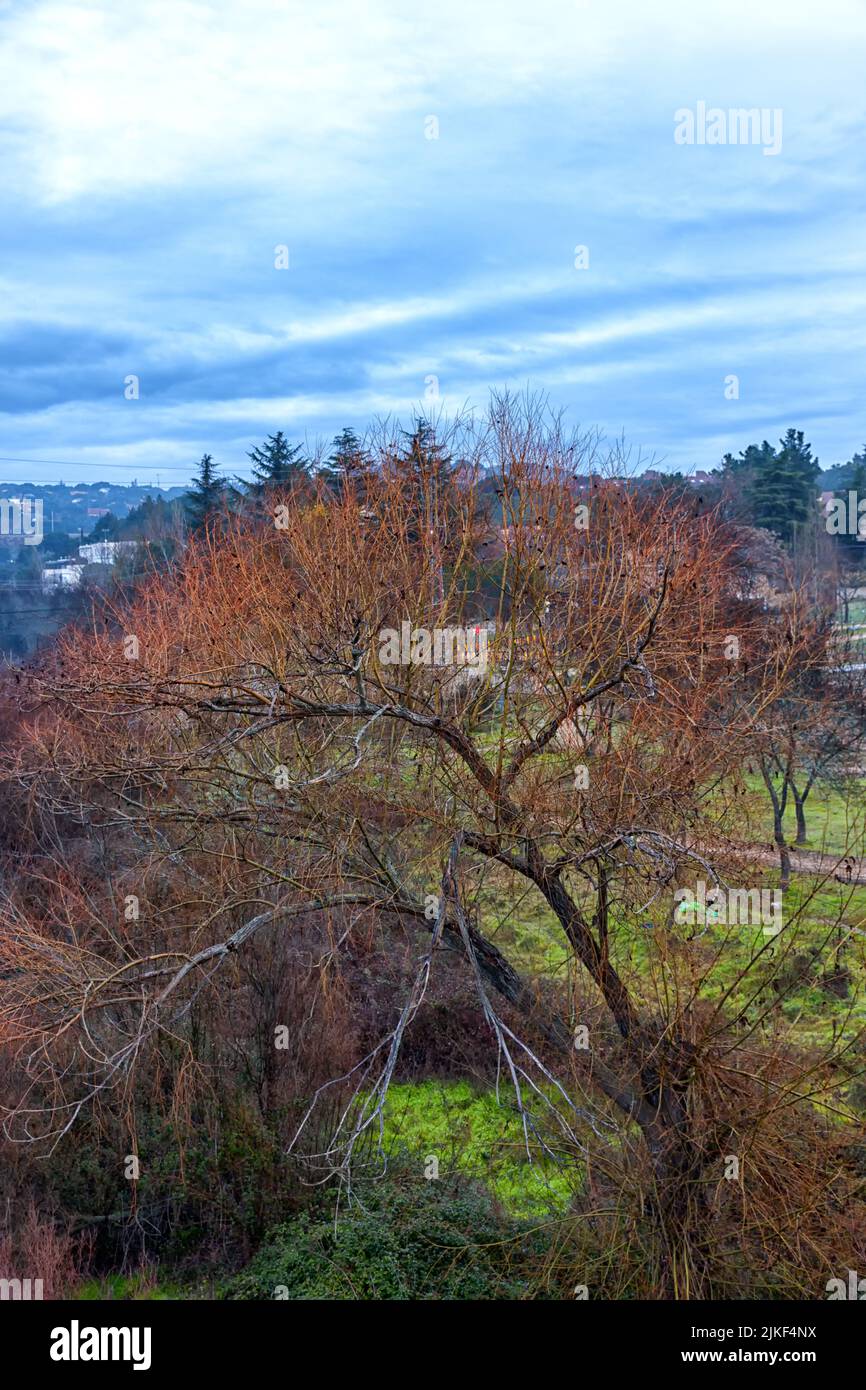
[{"xmin": 1, "ymin": 0, "xmax": 865, "ymax": 484}]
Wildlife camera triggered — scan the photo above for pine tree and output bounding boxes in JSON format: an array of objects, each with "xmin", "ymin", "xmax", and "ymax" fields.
[
  {"xmin": 778, "ymin": 428, "xmax": 819, "ymax": 486},
  {"xmin": 830, "ymin": 444, "xmax": 866, "ymax": 565},
  {"xmin": 389, "ymin": 421, "xmax": 463, "ymax": 594},
  {"xmin": 319, "ymin": 427, "xmax": 369, "ymax": 489},
  {"xmin": 185, "ymin": 453, "xmax": 225, "ymax": 532},
  {"xmin": 750, "ymin": 429, "xmax": 819, "ymax": 545},
  {"xmin": 847, "ymin": 446, "xmax": 866, "ymax": 496},
  {"xmin": 723, "ymin": 440, "xmax": 776, "ymax": 476},
  {"xmin": 393, "ymin": 418, "xmax": 456, "ymax": 498},
  {"xmin": 718, "ymin": 442, "xmax": 774, "ymax": 527},
  {"xmin": 849, "ymin": 449, "xmax": 866, "ymax": 554},
  {"xmin": 748, "ymin": 448, "xmax": 791, "ymax": 538},
  {"xmin": 92, "ymin": 510, "xmax": 119, "ymax": 538},
  {"xmin": 245, "ymin": 432, "xmax": 309, "ymax": 494},
  {"xmin": 726, "ymin": 431, "xmax": 819, "ymax": 545}
]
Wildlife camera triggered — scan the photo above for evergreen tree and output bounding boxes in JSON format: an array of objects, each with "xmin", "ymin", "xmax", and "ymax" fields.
[
  {"xmin": 390, "ymin": 420, "xmax": 463, "ymax": 584},
  {"xmin": 724, "ymin": 432, "xmax": 820, "ymax": 545},
  {"xmin": 847, "ymin": 446, "xmax": 866, "ymax": 496},
  {"xmin": 749, "ymin": 429, "xmax": 819, "ymax": 545},
  {"xmin": 747, "ymin": 447, "xmax": 790, "ymax": 538},
  {"xmin": 185, "ymin": 453, "xmax": 225, "ymax": 532},
  {"xmin": 245, "ymin": 431, "xmax": 309, "ymax": 494},
  {"xmin": 392, "ymin": 418, "xmax": 456, "ymax": 498},
  {"xmin": 319, "ymin": 427, "xmax": 369, "ymax": 488},
  {"xmin": 92, "ymin": 510, "xmax": 119, "ymax": 538},
  {"xmin": 720, "ymin": 441, "xmax": 776, "ymax": 527},
  {"xmin": 722, "ymin": 440, "xmax": 776, "ymax": 476},
  {"xmin": 848, "ymin": 449, "xmax": 866, "ymax": 553},
  {"xmin": 829, "ymin": 444, "xmax": 866, "ymax": 566}
]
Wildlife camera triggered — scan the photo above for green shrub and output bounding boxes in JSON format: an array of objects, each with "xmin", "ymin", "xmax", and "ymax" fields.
[{"xmin": 223, "ymin": 1170, "xmax": 547, "ymax": 1300}]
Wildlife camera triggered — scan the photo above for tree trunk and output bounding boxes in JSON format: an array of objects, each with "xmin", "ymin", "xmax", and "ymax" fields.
[
  {"xmin": 760, "ymin": 761, "xmax": 791, "ymax": 890},
  {"xmin": 462, "ymin": 839, "xmax": 711, "ymax": 1295},
  {"xmin": 792, "ymin": 787, "xmax": 807, "ymax": 846},
  {"xmin": 635, "ymin": 1037, "xmax": 710, "ymax": 1298},
  {"xmin": 775, "ymin": 810, "xmax": 792, "ymax": 888}
]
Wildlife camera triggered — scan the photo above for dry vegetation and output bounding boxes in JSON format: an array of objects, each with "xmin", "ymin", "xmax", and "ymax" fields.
[{"xmin": 1, "ymin": 397, "xmax": 864, "ymax": 1299}]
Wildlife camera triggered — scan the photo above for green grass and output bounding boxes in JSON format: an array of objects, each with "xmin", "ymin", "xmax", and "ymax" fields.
[
  {"xmin": 839, "ymin": 598, "xmax": 866, "ymax": 626},
  {"xmin": 73, "ymin": 1273, "xmax": 190, "ymax": 1300},
  {"xmin": 475, "ymin": 872, "xmax": 570, "ymax": 976},
  {"xmin": 378, "ymin": 1079, "xmax": 576, "ymax": 1217},
  {"xmin": 735, "ymin": 772, "xmax": 865, "ymax": 858}
]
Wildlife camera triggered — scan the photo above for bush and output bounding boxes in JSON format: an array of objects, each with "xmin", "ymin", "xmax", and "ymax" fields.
[
  {"xmin": 0, "ymin": 1201, "xmax": 90, "ymax": 1299},
  {"xmin": 222, "ymin": 1170, "xmax": 547, "ymax": 1300}
]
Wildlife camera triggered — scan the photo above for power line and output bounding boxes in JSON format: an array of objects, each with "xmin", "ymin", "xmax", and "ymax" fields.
[
  {"xmin": 0, "ymin": 455, "xmax": 256, "ymax": 479},
  {"xmin": 0, "ymin": 457, "xmax": 197, "ymax": 477}
]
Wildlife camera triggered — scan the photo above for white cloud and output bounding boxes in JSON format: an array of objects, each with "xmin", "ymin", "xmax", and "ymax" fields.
[
  {"xmin": 2, "ymin": 0, "xmax": 866, "ymax": 479},
  {"xmin": 3, "ymin": 0, "xmax": 865, "ymax": 204}
]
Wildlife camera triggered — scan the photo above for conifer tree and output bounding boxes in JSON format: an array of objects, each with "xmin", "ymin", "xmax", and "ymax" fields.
[
  {"xmin": 749, "ymin": 429, "xmax": 819, "ymax": 544},
  {"xmin": 394, "ymin": 418, "xmax": 456, "ymax": 495},
  {"xmin": 830, "ymin": 444, "xmax": 866, "ymax": 565},
  {"xmin": 245, "ymin": 432, "xmax": 309, "ymax": 494},
  {"xmin": 319, "ymin": 427, "xmax": 369, "ymax": 489},
  {"xmin": 185, "ymin": 453, "xmax": 225, "ymax": 532}
]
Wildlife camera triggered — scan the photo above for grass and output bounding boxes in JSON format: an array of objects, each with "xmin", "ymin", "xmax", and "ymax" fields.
[
  {"xmin": 378, "ymin": 1079, "xmax": 576, "ymax": 1217},
  {"xmin": 474, "ymin": 870, "xmax": 570, "ymax": 976},
  {"xmin": 466, "ymin": 762, "xmax": 866, "ymax": 1088},
  {"xmin": 840, "ymin": 598, "xmax": 866, "ymax": 626},
  {"xmin": 74, "ymin": 1272, "xmax": 190, "ymax": 1300},
  {"xmin": 735, "ymin": 771, "xmax": 865, "ymax": 858}
]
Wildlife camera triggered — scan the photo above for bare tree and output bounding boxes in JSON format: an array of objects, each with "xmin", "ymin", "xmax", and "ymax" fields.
[{"xmin": 2, "ymin": 395, "xmax": 863, "ymax": 1295}]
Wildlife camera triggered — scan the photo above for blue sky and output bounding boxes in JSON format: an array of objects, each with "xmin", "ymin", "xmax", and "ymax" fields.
[{"xmin": 1, "ymin": 0, "xmax": 865, "ymax": 484}]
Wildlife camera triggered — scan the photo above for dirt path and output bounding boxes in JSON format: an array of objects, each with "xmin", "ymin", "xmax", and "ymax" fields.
[{"xmin": 710, "ymin": 841, "xmax": 866, "ymax": 886}]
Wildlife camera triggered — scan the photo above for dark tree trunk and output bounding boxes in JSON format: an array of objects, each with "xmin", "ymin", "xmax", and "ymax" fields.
[
  {"xmin": 792, "ymin": 787, "xmax": 807, "ymax": 845},
  {"xmin": 455, "ymin": 834, "xmax": 711, "ymax": 1295},
  {"xmin": 761, "ymin": 761, "xmax": 791, "ymax": 889},
  {"xmin": 776, "ymin": 816, "xmax": 792, "ymax": 888}
]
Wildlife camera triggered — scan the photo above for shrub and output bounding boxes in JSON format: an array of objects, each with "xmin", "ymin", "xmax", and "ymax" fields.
[
  {"xmin": 223, "ymin": 1169, "xmax": 547, "ymax": 1300},
  {"xmin": 0, "ymin": 1201, "xmax": 90, "ymax": 1299}
]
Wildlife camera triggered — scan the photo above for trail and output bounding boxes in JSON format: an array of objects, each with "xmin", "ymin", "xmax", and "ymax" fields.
[{"xmin": 703, "ymin": 840, "xmax": 866, "ymax": 887}]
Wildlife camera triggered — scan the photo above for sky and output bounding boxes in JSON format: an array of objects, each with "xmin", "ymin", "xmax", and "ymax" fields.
[{"xmin": 0, "ymin": 0, "xmax": 865, "ymax": 485}]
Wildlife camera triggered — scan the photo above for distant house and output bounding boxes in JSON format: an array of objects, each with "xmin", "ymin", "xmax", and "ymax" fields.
[
  {"xmin": 42, "ymin": 560, "xmax": 83, "ymax": 591},
  {"xmin": 78, "ymin": 540, "xmax": 136, "ymax": 565}
]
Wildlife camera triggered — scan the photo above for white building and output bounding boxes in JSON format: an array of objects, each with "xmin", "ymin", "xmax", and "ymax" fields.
[
  {"xmin": 42, "ymin": 561, "xmax": 83, "ymax": 591},
  {"xmin": 78, "ymin": 540, "xmax": 136, "ymax": 565}
]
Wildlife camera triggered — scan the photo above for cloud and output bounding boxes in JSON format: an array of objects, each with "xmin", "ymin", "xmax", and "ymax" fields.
[{"xmin": 1, "ymin": 0, "xmax": 866, "ymax": 481}]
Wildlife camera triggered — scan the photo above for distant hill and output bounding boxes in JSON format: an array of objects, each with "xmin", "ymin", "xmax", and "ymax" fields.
[
  {"xmin": 819, "ymin": 462, "xmax": 862, "ymax": 492},
  {"xmin": 0, "ymin": 481, "xmax": 189, "ymax": 538}
]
